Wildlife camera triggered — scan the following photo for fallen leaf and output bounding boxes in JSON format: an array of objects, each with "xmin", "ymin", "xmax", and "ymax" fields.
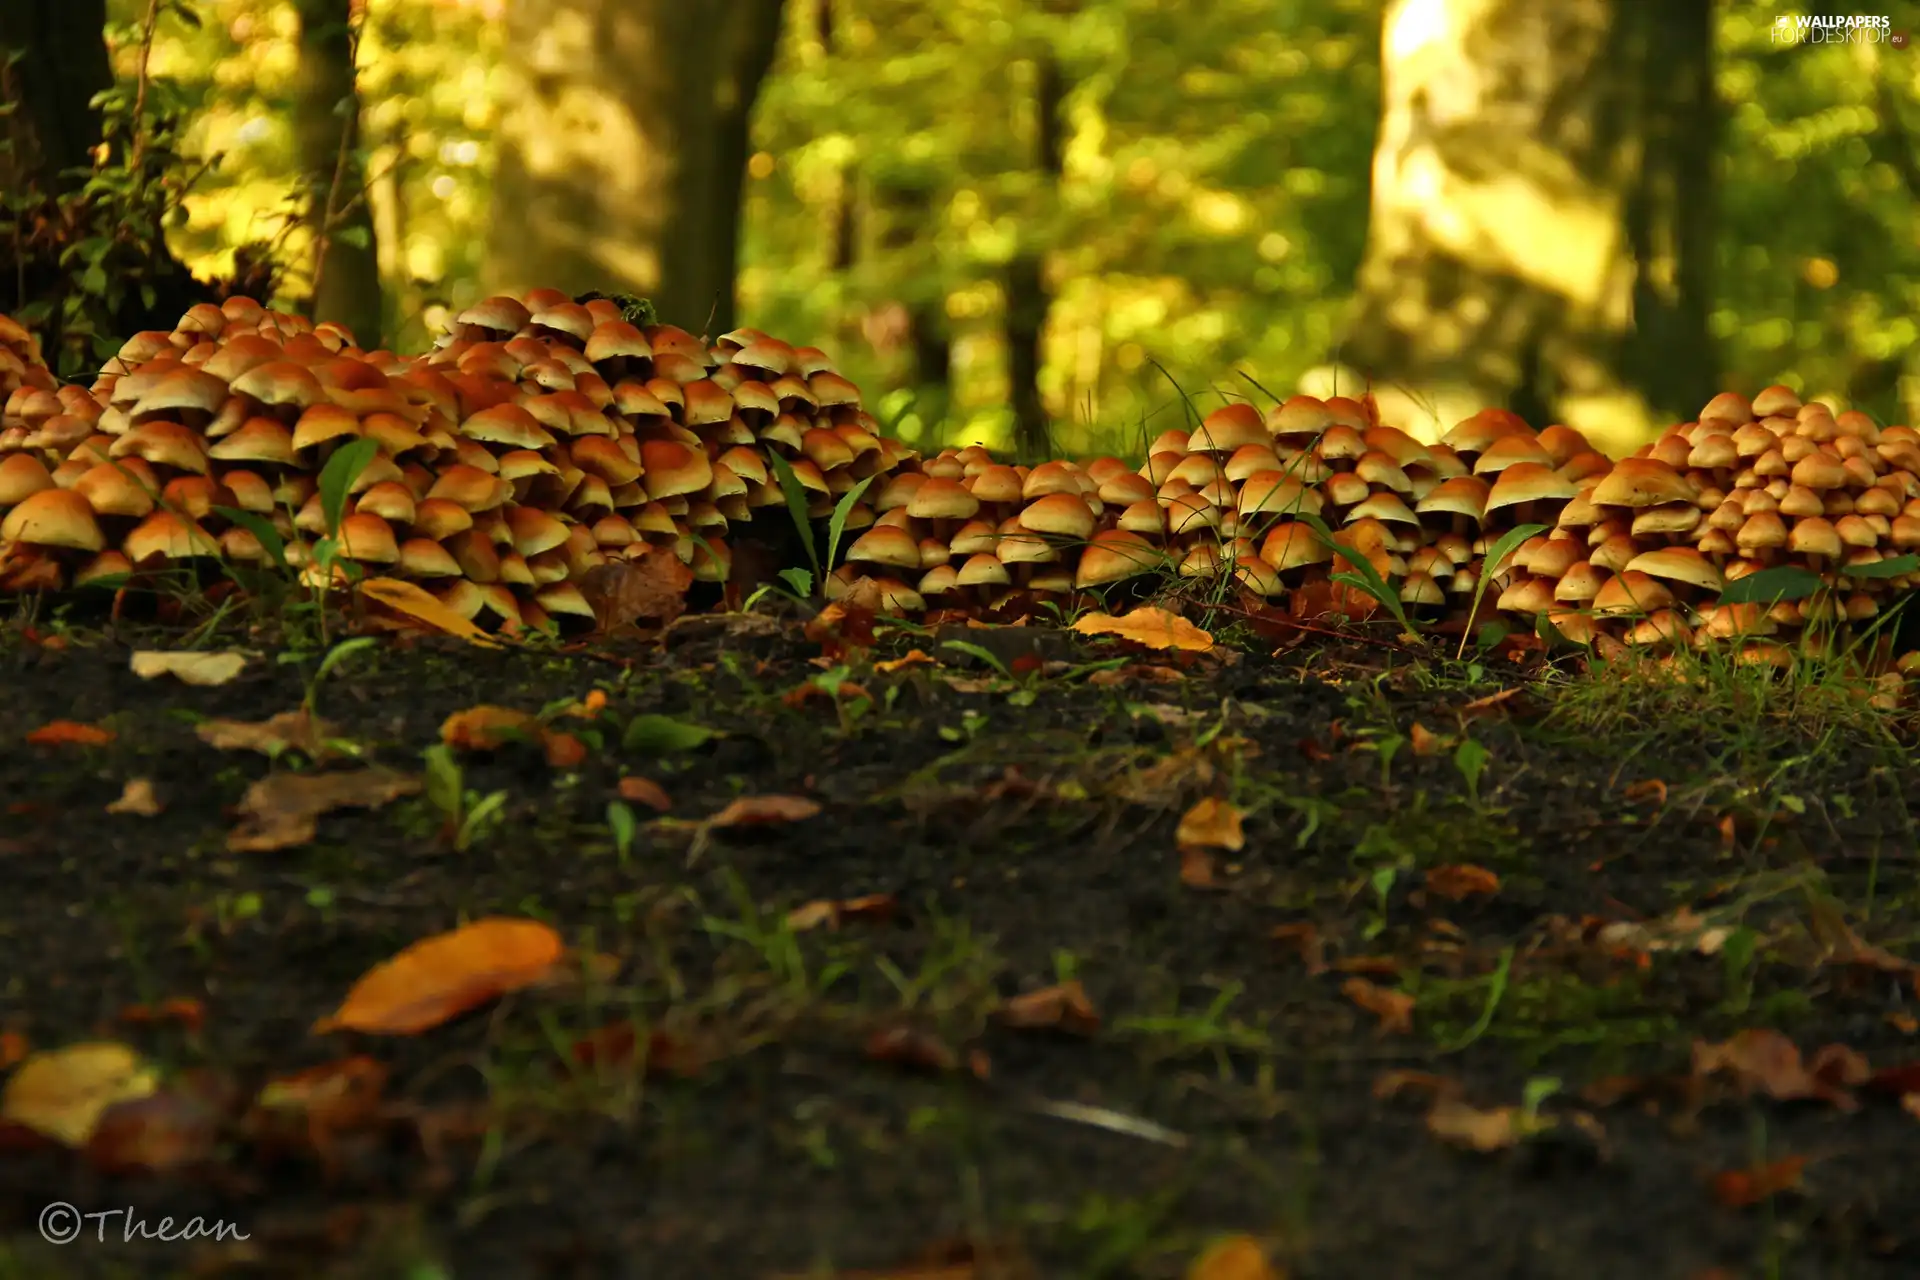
[
  {"xmin": 1711, "ymin": 1155, "xmax": 1807, "ymax": 1207},
  {"xmin": 1805, "ymin": 897, "xmax": 1915, "ymax": 976},
  {"xmin": 0, "ymin": 1031, "xmax": 26, "ymax": 1070},
  {"xmin": 1692, "ymin": 1029, "xmax": 1856, "ymax": 1109},
  {"xmin": 1426, "ymin": 1095, "xmax": 1536, "ymax": 1152},
  {"xmin": 1425, "ymin": 864, "xmax": 1500, "ymax": 901},
  {"xmin": 1270, "ymin": 922, "xmax": 1327, "ymax": 975},
  {"xmin": 1342, "ymin": 978, "xmax": 1414, "ymax": 1035},
  {"xmin": 1185, "ymin": 1233, "xmax": 1282, "ymax": 1280},
  {"xmin": 786, "ymin": 893, "xmax": 898, "ymax": 933},
  {"xmin": 117, "ymin": 998, "xmax": 205, "ymax": 1031},
  {"xmin": 1458, "ymin": 687, "xmax": 1523, "ymax": 720},
  {"xmin": 1179, "ymin": 845, "xmax": 1219, "ymax": 888},
  {"xmin": 997, "ymin": 981, "xmax": 1100, "ymax": 1035},
  {"xmin": 358, "ymin": 576, "xmax": 497, "ymax": 644},
  {"xmin": 1409, "ymin": 722, "xmax": 1448, "ymax": 756},
  {"xmin": 568, "ymin": 1023, "xmax": 708, "ymax": 1077},
  {"xmin": 440, "ymin": 705, "xmax": 545, "ymax": 751},
  {"xmin": 803, "ymin": 600, "xmax": 877, "ymax": 658},
  {"xmin": 86, "ymin": 1077, "xmax": 228, "ymax": 1174},
  {"xmin": 1072, "ymin": 607, "xmax": 1215, "ymax": 652},
  {"xmin": 312, "ymin": 918, "xmax": 566, "ymax": 1035},
  {"xmin": 1176, "ymin": 796, "xmax": 1245, "ymax": 850},
  {"xmin": 875, "ymin": 648, "xmax": 937, "ymax": 673},
  {"xmin": 616, "ymin": 775, "xmax": 672, "ymax": 811},
  {"xmin": 577, "ymin": 548, "xmax": 691, "ymax": 632},
  {"xmin": 25, "ymin": 720, "xmax": 113, "ymax": 747},
  {"xmin": 866, "ymin": 1024, "xmax": 959, "ymax": 1073},
  {"xmin": 1622, "ymin": 778, "xmax": 1668, "ymax": 806},
  {"xmin": 129, "ymin": 650, "xmax": 249, "ymax": 686},
  {"xmin": 227, "ymin": 768, "xmax": 421, "ymax": 853},
  {"xmin": 1372, "ymin": 1070, "xmax": 1460, "ymax": 1104},
  {"xmin": 0, "ymin": 1042, "xmax": 158, "ymax": 1146},
  {"xmin": 1866, "ymin": 1060, "xmax": 1920, "ymax": 1099},
  {"xmin": 106, "ymin": 778, "xmax": 163, "ymax": 816},
  {"xmin": 196, "ymin": 708, "xmax": 341, "ymax": 758},
  {"xmin": 542, "ymin": 731, "xmax": 588, "ymax": 769},
  {"xmin": 706, "ymin": 794, "xmax": 822, "ymax": 828}
]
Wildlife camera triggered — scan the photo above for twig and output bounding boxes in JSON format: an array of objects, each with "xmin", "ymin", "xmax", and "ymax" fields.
[{"xmin": 129, "ymin": 0, "xmax": 163, "ymax": 174}]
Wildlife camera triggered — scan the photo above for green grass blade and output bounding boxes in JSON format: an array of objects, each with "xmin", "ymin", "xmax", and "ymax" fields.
[
  {"xmin": 1293, "ymin": 511, "xmax": 1416, "ymax": 634},
  {"xmin": 1717, "ymin": 565, "xmax": 1822, "ymax": 605},
  {"xmin": 1457, "ymin": 521, "xmax": 1548, "ymax": 660},
  {"xmin": 763, "ymin": 450, "xmax": 821, "ymax": 586},
  {"xmin": 213, "ymin": 506, "xmax": 289, "ymax": 571},
  {"xmin": 317, "ymin": 437, "xmax": 380, "ymax": 537},
  {"xmin": 825, "ymin": 474, "xmax": 879, "ymax": 571}
]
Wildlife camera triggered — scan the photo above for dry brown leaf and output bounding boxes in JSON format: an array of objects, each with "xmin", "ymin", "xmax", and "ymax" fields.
[
  {"xmin": 803, "ymin": 600, "xmax": 878, "ymax": 658},
  {"xmin": 25, "ymin": 720, "xmax": 113, "ymax": 747},
  {"xmin": 1176, "ymin": 796, "xmax": 1245, "ymax": 851},
  {"xmin": 129, "ymin": 650, "xmax": 249, "ymax": 686},
  {"xmin": 1711, "ymin": 1155, "xmax": 1807, "ymax": 1207},
  {"xmin": 1072, "ymin": 607, "xmax": 1215, "ymax": 652},
  {"xmin": 106, "ymin": 778, "xmax": 163, "ymax": 817},
  {"xmin": 542, "ymin": 731, "xmax": 588, "ymax": 769},
  {"xmin": 358, "ymin": 576, "xmax": 496, "ymax": 644},
  {"xmin": 1805, "ymin": 897, "xmax": 1915, "ymax": 976},
  {"xmin": 312, "ymin": 918, "xmax": 565, "ymax": 1036},
  {"xmin": 1458, "ymin": 687, "xmax": 1522, "ymax": 720},
  {"xmin": 875, "ymin": 648, "xmax": 937, "ymax": 673},
  {"xmin": 1372, "ymin": 1069, "xmax": 1460, "ymax": 1104},
  {"xmin": 1342, "ymin": 978, "xmax": 1414, "ymax": 1036},
  {"xmin": 997, "ymin": 981, "xmax": 1100, "ymax": 1035},
  {"xmin": 1409, "ymin": 722, "xmax": 1449, "ymax": 756},
  {"xmin": 1692, "ymin": 1029, "xmax": 1857, "ymax": 1109},
  {"xmin": 1424, "ymin": 864, "xmax": 1500, "ymax": 901},
  {"xmin": 86, "ymin": 1077, "xmax": 229, "ymax": 1175},
  {"xmin": 0, "ymin": 1042, "xmax": 157, "ymax": 1147},
  {"xmin": 227, "ymin": 768, "xmax": 421, "ymax": 853},
  {"xmin": 1185, "ymin": 1234, "xmax": 1283, "ymax": 1280},
  {"xmin": 1270, "ymin": 922, "xmax": 1327, "ymax": 975},
  {"xmin": 0, "ymin": 1031, "xmax": 27, "ymax": 1070},
  {"xmin": 196, "ymin": 708, "xmax": 341, "ymax": 758},
  {"xmin": 1426, "ymin": 1095, "xmax": 1534, "ymax": 1152},
  {"xmin": 577, "ymin": 548, "xmax": 692, "ymax": 632},
  {"xmin": 1179, "ymin": 845, "xmax": 1220, "ymax": 888},
  {"xmin": 616, "ymin": 775, "xmax": 673, "ymax": 811},
  {"xmin": 707, "ymin": 794, "xmax": 822, "ymax": 828},
  {"xmin": 1622, "ymin": 778, "xmax": 1668, "ymax": 806},
  {"xmin": 786, "ymin": 893, "xmax": 898, "ymax": 933},
  {"xmin": 440, "ymin": 705, "xmax": 545, "ymax": 751},
  {"xmin": 866, "ymin": 1024, "xmax": 959, "ymax": 1073}
]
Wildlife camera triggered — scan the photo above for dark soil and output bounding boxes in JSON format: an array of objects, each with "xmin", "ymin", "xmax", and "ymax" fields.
[{"xmin": 1, "ymin": 603, "xmax": 1917, "ymax": 1280}]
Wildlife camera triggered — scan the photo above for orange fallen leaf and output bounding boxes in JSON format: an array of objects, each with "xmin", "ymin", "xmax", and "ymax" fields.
[
  {"xmin": 1711, "ymin": 1155, "xmax": 1807, "ymax": 1207},
  {"xmin": 1409, "ymin": 722, "xmax": 1448, "ymax": 756},
  {"xmin": 616, "ymin": 775, "xmax": 672, "ymax": 811},
  {"xmin": 26, "ymin": 720, "xmax": 113, "ymax": 747},
  {"xmin": 866, "ymin": 1024, "xmax": 959, "ymax": 1073},
  {"xmin": 1176, "ymin": 796, "xmax": 1245, "ymax": 850},
  {"xmin": 117, "ymin": 998, "xmax": 205, "ymax": 1031},
  {"xmin": 1622, "ymin": 778, "xmax": 1668, "ymax": 806},
  {"xmin": 706, "ymin": 794, "xmax": 822, "ymax": 828},
  {"xmin": 1179, "ymin": 845, "xmax": 1219, "ymax": 888},
  {"xmin": 358, "ymin": 577, "xmax": 496, "ymax": 644},
  {"xmin": 803, "ymin": 600, "xmax": 878, "ymax": 658},
  {"xmin": 86, "ymin": 1078, "xmax": 228, "ymax": 1175},
  {"xmin": 874, "ymin": 649, "xmax": 938, "ymax": 674},
  {"xmin": 1185, "ymin": 1233, "xmax": 1282, "ymax": 1280},
  {"xmin": 786, "ymin": 893, "xmax": 898, "ymax": 933},
  {"xmin": 1072, "ymin": 607, "xmax": 1215, "ymax": 652},
  {"xmin": 312, "ymin": 917, "xmax": 565, "ymax": 1035},
  {"xmin": 542, "ymin": 731, "xmax": 588, "ymax": 769},
  {"xmin": 440, "ymin": 705, "xmax": 545, "ymax": 751},
  {"xmin": 1458, "ymin": 687, "xmax": 1522, "ymax": 720},
  {"xmin": 1270, "ymin": 922, "xmax": 1327, "ymax": 975},
  {"xmin": 227, "ymin": 768, "xmax": 421, "ymax": 853},
  {"xmin": 1692, "ymin": 1029, "xmax": 1857, "ymax": 1110},
  {"xmin": 1342, "ymin": 978, "xmax": 1414, "ymax": 1036},
  {"xmin": 1424, "ymin": 864, "xmax": 1500, "ymax": 901},
  {"xmin": 129, "ymin": 650, "xmax": 249, "ymax": 686},
  {"xmin": 106, "ymin": 778, "xmax": 163, "ymax": 816},
  {"xmin": 997, "ymin": 981, "xmax": 1100, "ymax": 1035},
  {"xmin": 577, "ymin": 549, "xmax": 692, "ymax": 632},
  {"xmin": 1426, "ymin": 1095, "xmax": 1531, "ymax": 1152},
  {"xmin": 0, "ymin": 1031, "xmax": 27, "ymax": 1070}
]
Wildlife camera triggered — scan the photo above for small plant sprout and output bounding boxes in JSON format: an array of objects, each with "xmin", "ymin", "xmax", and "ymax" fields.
[
  {"xmin": 1453, "ymin": 737, "xmax": 1491, "ymax": 806},
  {"xmin": 421, "ymin": 744, "xmax": 509, "ymax": 852},
  {"xmin": 606, "ymin": 800, "xmax": 638, "ymax": 868}
]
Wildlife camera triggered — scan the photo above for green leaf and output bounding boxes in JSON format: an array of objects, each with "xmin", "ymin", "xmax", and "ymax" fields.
[
  {"xmin": 763, "ymin": 450, "xmax": 821, "ymax": 587},
  {"xmin": 940, "ymin": 639, "xmax": 1013, "ymax": 679},
  {"xmin": 1457, "ymin": 522, "xmax": 1548, "ymax": 661},
  {"xmin": 80, "ymin": 263, "xmax": 108, "ymax": 296},
  {"xmin": 1454, "ymin": 737, "xmax": 1490, "ymax": 802},
  {"xmin": 1293, "ymin": 511, "xmax": 1415, "ymax": 634},
  {"xmin": 622, "ymin": 714, "xmax": 716, "ymax": 755},
  {"xmin": 1716, "ymin": 565, "xmax": 1822, "ymax": 604},
  {"xmin": 316, "ymin": 437, "xmax": 379, "ymax": 537},
  {"xmin": 213, "ymin": 506, "xmax": 288, "ymax": 570},
  {"xmin": 422, "ymin": 744, "xmax": 463, "ymax": 817},
  {"xmin": 778, "ymin": 566, "xmax": 814, "ymax": 598},
  {"xmin": 1842, "ymin": 553, "xmax": 1919, "ymax": 579},
  {"xmin": 824, "ymin": 474, "xmax": 878, "ymax": 570},
  {"xmin": 332, "ymin": 224, "xmax": 371, "ymax": 249}
]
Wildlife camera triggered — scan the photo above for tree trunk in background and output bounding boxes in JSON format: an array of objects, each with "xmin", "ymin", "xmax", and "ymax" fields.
[
  {"xmin": 0, "ymin": 0, "xmax": 111, "ymax": 192},
  {"xmin": 870, "ymin": 176, "xmax": 952, "ymax": 428},
  {"xmin": 1340, "ymin": 0, "xmax": 1715, "ymax": 456},
  {"xmin": 490, "ymin": 0, "xmax": 784, "ymax": 337},
  {"xmin": 292, "ymin": 0, "xmax": 383, "ymax": 346},
  {"xmin": 1004, "ymin": 52, "xmax": 1066, "ymax": 462}
]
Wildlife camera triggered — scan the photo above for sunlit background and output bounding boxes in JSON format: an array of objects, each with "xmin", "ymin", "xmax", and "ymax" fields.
[{"xmin": 96, "ymin": 0, "xmax": 1920, "ymax": 458}]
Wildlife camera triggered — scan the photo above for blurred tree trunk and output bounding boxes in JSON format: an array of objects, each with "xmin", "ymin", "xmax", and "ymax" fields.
[
  {"xmin": 0, "ymin": 0, "xmax": 111, "ymax": 192},
  {"xmin": 1004, "ymin": 52, "xmax": 1066, "ymax": 461},
  {"xmin": 870, "ymin": 177, "xmax": 951, "ymax": 427},
  {"xmin": 291, "ymin": 0, "xmax": 383, "ymax": 346},
  {"xmin": 490, "ymin": 0, "xmax": 784, "ymax": 337},
  {"xmin": 1341, "ymin": 0, "xmax": 1715, "ymax": 455}
]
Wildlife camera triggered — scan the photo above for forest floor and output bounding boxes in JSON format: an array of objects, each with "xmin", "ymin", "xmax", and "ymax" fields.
[{"xmin": 1, "ymin": 596, "xmax": 1918, "ymax": 1280}]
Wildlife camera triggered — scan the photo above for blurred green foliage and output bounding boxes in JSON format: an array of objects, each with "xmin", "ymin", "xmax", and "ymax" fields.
[{"xmin": 101, "ymin": 0, "xmax": 1920, "ymax": 452}]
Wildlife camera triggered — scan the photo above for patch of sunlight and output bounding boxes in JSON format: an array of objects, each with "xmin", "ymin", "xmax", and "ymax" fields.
[
  {"xmin": 1189, "ymin": 191, "xmax": 1248, "ymax": 235},
  {"xmin": 594, "ymin": 241, "xmax": 663, "ymax": 291},
  {"xmin": 1557, "ymin": 390, "xmax": 1658, "ymax": 457},
  {"xmin": 1386, "ymin": 0, "xmax": 1458, "ymax": 63}
]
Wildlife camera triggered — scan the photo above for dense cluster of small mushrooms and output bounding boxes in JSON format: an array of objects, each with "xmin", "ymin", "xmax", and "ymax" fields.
[{"xmin": 1, "ymin": 295, "xmax": 1914, "ymax": 657}]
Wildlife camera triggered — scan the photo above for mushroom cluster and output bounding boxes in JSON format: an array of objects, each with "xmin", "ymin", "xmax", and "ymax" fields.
[
  {"xmin": 0, "ymin": 292, "xmax": 914, "ymax": 627},
  {"xmin": 2, "ymin": 295, "xmax": 1914, "ymax": 654}
]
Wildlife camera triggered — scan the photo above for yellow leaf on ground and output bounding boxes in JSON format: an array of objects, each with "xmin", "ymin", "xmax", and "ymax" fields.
[
  {"xmin": 196, "ymin": 708, "xmax": 342, "ymax": 758},
  {"xmin": 106, "ymin": 778, "xmax": 164, "ymax": 816},
  {"xmin": 358, "ymin": 577, "xmax": 497, "ymax": 644},
  {"xmin": 1186, "ymin": 1234, "xmax": 1283, "ymax": 1280},
  {"xmin": 313, "ymin": 917, "xmax": 566, "ymax": 1035},
  {"xmin": 129, "ymin": 650, "xmax": 249, "ymax": 686},
  {"xmin": 1177, "ymin": 797, "xmax": 1245, "ymax": 851},
  {"xmin": 1073, "ymin": 607, "xmax": 1215, "ymax": 652},
  {"xmin": 1, "ymin": 1042, "xmax": 158, "ymax": 1147}
]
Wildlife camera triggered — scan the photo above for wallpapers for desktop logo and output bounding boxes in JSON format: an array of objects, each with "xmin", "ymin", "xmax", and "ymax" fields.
[{"xmin": 1771, "ymin": 14, "xmax": 1906, "ymax": 48}]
